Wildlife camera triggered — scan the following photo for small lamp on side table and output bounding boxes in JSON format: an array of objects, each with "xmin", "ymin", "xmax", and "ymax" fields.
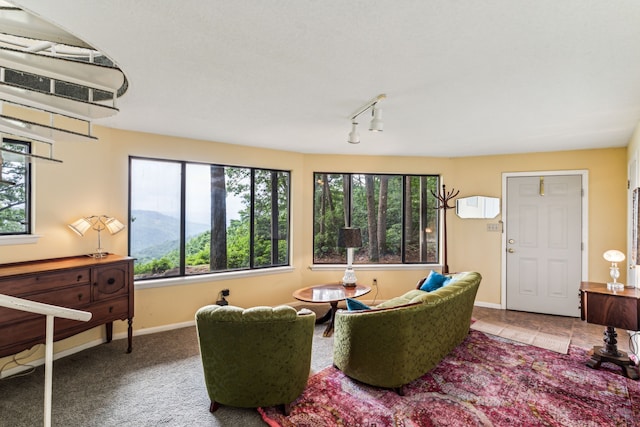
[
  {"xmin": 338, "ymin": 227, "xmax": 362, "ymax": 287},
  {"xmin": 603, "ymin": 249, "xmax": 626, "ymax": 291}
]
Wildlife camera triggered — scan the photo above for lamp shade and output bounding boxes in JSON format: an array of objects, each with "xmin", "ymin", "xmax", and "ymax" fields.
[
  {"xmin": 68, "ymin": 217, "xmax": 91, "ymax": 236},
  {"xmin": 104, "ymin": 217, "xmax": 125, "ymax": 235},
  {"xmin": 338, "ymin": 227, "xmax": 362, "ymax": 248},
  {"xmin": 603, "ymin": 249, "xmax": 625, "ymax": 263}
]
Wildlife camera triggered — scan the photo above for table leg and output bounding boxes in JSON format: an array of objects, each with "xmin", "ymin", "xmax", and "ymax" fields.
[
  {"xmin": 316, "ymin": 307, "xmax": 332, "ymax": 325},
  {"xmin": 316, "ymin": 301, "xmax": 339, "ymax": 337},
  {"xmin": 586, "ymin": 326, "xmax": 639, "ymax": 380}
]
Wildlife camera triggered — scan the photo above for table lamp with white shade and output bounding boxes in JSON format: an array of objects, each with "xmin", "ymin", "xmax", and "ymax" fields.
[
  {"xmin": 338, "ymin": 227, "xmax": 362, "ymax": 287},
  {"xmin": 603, "ymin": 249, "xmax": 625, "ymax": 291}
]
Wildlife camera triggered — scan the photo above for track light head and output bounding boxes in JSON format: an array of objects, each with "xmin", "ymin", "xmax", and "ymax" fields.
[
  {"xmin": 369, "ymin": 105, "xmax": 383, "ymax": 132},
  {"xmin": 348, "ymin": 122, "xmax": 360, "ymax": 144},
  {"xmin": 347, "ymin": 94, "xmax": 386, "ymax": 143}
]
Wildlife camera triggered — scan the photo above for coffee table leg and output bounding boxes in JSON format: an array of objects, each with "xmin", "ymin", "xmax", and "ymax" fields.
[
  {"xmin": 322, "ymin": 302, "xmax": 339, "ymax": 337},
  {"xmin": 316, "ymin": 308, "xmax": 332, "ymax": 325}
]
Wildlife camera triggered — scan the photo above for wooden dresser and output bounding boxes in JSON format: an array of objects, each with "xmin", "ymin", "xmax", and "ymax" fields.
[{"xmin": 0, "ymin": 254, "xmax": 134, "ymax": 358}]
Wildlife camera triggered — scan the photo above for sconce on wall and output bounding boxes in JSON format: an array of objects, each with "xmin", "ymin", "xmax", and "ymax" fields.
[
  {"xmin": 347, "ymin": 94, "xmax": 386, "ymax": 144},
  {"xmin": 68, "ymin": 215, "xmax": 125, "ymax": 258}
]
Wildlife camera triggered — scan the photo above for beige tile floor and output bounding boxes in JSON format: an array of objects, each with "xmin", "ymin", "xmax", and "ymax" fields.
[{"xmin": 472, "ymin": 306, "xmax": 634, "ymax": 354}]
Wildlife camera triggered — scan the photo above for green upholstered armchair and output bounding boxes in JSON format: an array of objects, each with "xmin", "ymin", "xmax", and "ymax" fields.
[
  {"xmin": 195, "ymin": 304, "xmax": 315, "ymax": 414},
  {"xmin": 333, "ymin": 271, "xmax": 481, "ymax": 394}
]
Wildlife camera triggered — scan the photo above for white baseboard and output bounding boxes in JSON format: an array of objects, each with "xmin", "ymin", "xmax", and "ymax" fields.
[
  {"xmin": 122, "ymin": 320, "xmax": 196, "ymax": 338},
  {"xmin": 473, "ymin": 301, "xmax": 502, "ymax": 310}
]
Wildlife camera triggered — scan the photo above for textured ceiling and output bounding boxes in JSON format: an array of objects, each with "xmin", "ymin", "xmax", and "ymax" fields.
[{"xmin": 10, "ymin": 0, "xmax": 640, "ymax": 157}]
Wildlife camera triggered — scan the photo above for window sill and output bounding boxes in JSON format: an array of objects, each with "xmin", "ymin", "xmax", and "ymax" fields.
[
  {"xmin": 134, "ymin": 266, "xmax": 295, "ymax": 289},
  {"xmin": 0, "ymin": 234, "xmax": 42, "ymax": 246},
  {"xmin": 310, "ymin": 264, "xmax": 439, "ymax": 271}
]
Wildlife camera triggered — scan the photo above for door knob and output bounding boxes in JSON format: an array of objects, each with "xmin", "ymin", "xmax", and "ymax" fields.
[{"xmin": 508, "ymin": 248, "xmax": 515, "ymax": 253}]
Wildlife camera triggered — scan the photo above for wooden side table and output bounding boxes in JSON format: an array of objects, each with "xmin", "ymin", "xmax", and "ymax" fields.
[
  {"xmin": 579, "ymin": 281, "xmax": 640, "ymax": 379},
  {"xmin": 293, "ymin": 284, "xmax": 371, "ymax": 337}
]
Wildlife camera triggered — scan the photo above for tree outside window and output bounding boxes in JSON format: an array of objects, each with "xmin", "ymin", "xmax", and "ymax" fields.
[
  {"xmin": 0, "ymin": 140, "xmax": 30, "ymax": 235},
  {"xmin": 313, "ymin": 173, "xmax": 439, "ymax": 265},
  {"xmin": 130, "ymin": 157, "xmax": 290, "ymax": 280}
]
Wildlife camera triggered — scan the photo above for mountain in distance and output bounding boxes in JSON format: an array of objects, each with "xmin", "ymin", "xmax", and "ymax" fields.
[{"xmin": 130, "ymin": 210, "xmax": 209, "ymax": 261}]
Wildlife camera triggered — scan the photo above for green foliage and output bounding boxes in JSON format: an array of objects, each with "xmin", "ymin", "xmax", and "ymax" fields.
[
  {"xmin": 185, "ymin": 231, "xmax": 211, "ymax": 266},
  {"xmin": 132, "ymin": 163, "xmax": 289, "ymax": 278},
  {"xmin": 0, "ymin": 141, "xmax": 28, "ymax": 234},
  {"xmin": 134, "ymin": 257, "xmax": 176, "ymax": 275},
  {"xmin": 313, "ymin": 173, "xmax": 440, "ymax": 264},
  {"xmin": 227, "ymin": 218, "xmax": 250, "ymax": 268}
]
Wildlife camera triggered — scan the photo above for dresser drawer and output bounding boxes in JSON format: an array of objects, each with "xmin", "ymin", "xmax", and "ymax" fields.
[
  {"xmin": 92, "ymin": 264, "xmax": 129, "ymax": 301},
  {"xmin": 0, "ymin": 268, "xmax": 91, "ymax": 296},
  {"xmin": 47, "ymin": 297, "xmax": 129, "ymax": 341},
  {"xmin": 0, "ymin": 284, "xmax": 91, "ymax": 325},
  {"xmin": 89, "ymin": 296, "xmax": 130, "ymax": 323}
]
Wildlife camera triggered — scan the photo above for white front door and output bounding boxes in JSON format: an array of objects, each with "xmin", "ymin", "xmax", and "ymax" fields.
[{"xmin": 505, "ymin": 174, "xmax": 582, "ymax": 317}]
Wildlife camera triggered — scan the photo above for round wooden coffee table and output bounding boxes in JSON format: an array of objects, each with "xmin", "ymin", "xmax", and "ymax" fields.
[{"xmin": 292, "ymin": 283, "xmax": 371, "ymax": 337}]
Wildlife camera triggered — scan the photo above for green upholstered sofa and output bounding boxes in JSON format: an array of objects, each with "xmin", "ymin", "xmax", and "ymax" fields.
[
  {"xmin": 333, "ymin": 271, "xmax": 481, "ymax": 394},
  {"xmin": 195, "ymin": 305, "xmax": 315, "ymax": 414}
]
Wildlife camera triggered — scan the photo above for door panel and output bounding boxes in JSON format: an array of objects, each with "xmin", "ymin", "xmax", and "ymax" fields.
[{"xmin": 506, "ymin": 175, "xmax": 582, "ymax": 317}]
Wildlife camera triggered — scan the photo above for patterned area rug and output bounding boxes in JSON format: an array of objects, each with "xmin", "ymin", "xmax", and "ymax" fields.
[{"xmin": 259, "ymin": 331, "xmax": 640, "ymax": 426}]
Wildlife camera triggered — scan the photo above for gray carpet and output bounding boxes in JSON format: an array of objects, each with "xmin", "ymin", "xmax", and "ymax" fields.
[{"xmin": 0, "ymin": 324, "xmax": 335, "ymax": 427}]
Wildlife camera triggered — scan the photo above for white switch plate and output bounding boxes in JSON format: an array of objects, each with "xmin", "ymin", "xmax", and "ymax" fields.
[{"xmin": 486, "ymin": 223, "xmax": 500, "ymax": 232}]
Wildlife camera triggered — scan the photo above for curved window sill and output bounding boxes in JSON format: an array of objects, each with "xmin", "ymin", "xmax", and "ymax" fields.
[
  {"xmin": 310, "ymin": 264, "xmax": 440, "ymax": 271},
  {"xmin": 134, "ymin": 266, "xmax": 295, "ymax": 290},
  {"xmin": 0, "ymin": 234, "xmax": 42, "ymax": 246}
]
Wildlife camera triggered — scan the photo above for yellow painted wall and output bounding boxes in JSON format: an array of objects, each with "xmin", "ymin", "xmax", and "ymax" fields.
[{"xmin": 0, "ymin": 124, "xmax": 628, "ymax": 370}]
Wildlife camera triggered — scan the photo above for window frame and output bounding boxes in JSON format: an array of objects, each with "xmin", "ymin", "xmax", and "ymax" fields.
[
  {"xmin": 128, "ymin": 156, "xmax": 291, "ymax": 281},
  {"xmin": 0, "ymin": 138, "xmax": 32, "ymax": 238},
  {"xmin": 312, "ymin": 172, "xmax": 440, "ymax": 266}
]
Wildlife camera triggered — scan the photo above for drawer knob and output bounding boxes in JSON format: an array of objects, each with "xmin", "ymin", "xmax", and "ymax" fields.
[
  {"xmin": 107, "ymin": 278, "xmax": 116, "ymax": 285},
  {"xmin": 109, "ymin": 306, "xmax": 114, "ymax": 313},
  {"xmin": 77, "ymin": 275, "xmax": 83, "ymax": 282},
  {"xmin": 78, "ymin": 293, "xmax": 83, "ymax": 301}
]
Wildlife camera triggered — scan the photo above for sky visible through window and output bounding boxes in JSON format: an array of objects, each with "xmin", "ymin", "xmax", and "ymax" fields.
[{"xmin": 131, "ymin": 160, "xmax": 242, "ymax": 226}]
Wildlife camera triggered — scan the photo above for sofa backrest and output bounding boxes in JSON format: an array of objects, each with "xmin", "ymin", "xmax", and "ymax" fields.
[
  {"xmin": 373, "ymin": 271, "xmax": 481, "ymax": 309},
  {"xmin": 196, "ymin": 304, "xmax": 307, "ymax": 322},
  {"xmin": 409, "ymin": 271, "xmax": 482, "ymax": 305}
]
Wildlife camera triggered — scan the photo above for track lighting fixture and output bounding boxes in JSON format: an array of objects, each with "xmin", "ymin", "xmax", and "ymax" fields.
[
  {"xmin": 347, "ymin": 94, "xmax": 385, "ymax": 143},
  {"xmin": 348, "ymin": 121, "xmax": 360, "ymax": 144},
  {"xmin": 369, "ymin": 105, "xmax": 383, "ymax": 132}
]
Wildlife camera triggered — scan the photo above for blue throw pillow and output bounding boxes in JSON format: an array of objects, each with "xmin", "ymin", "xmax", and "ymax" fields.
[
  {"xmin": 346, "ymin": 298, "xmax": 370, "ymax": 311},
  {"xmin": 419, "ymin": 270, "xmax": 448, "ymax": 292}
]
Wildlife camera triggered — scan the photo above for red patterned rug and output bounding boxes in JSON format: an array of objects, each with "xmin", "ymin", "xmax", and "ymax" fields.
[{"xmin": 259, "ymin": 331, "xmax": 640, "ymax": 426}]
